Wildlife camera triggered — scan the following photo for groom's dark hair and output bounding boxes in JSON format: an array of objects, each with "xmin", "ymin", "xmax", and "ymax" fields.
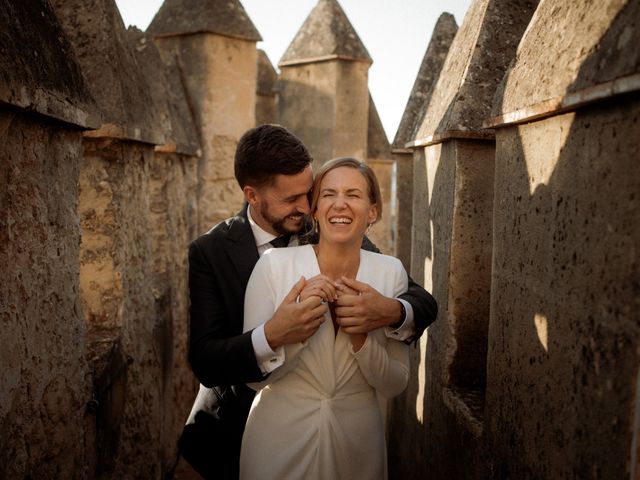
[{"xmin": 234, "ymin": 124, "xmax": 313, "ymax": 189}]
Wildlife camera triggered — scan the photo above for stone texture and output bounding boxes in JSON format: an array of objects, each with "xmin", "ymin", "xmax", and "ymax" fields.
[
  {"xmin": 389, "ymin": 3, "xmax": 540, "ymax": 478},
  {"xmin": 367, "ymin": 93, "xmax": 390, "ymax": 159},
  {"xmin": 0, "ymin": 110, "xmax": 91, "ymax": 479},
  {"xmin": 392, "ymin": 13, "xmax": 458, "ymax": 149},
  {"xmin": 390, "ymin": 138, "xmax": 496, "ymax": 479},
  {"xmin": 153, "ymin": 32, "xmax": 258, "ymax": 233},
  {"xmin": 392, "ymin": 13, "xmax": 457, "ymax": 268},
  {"xmin": 488, "ymin": 96, "xmax": 640, "ymax": 479},
  {"xmin": 279, "ymin": 0, "xmax": 372, "ymax": 66},
  {"xmin": 367, "ymin": 160, "xmax": 393, "ymax": 255},
  {"xmin": 147, "ymin": 0, "xmax": 261, "ymax": 41},
  {"xmin": 366, "ymin": 93, "xmax": 393, "ymax": 254},
  {"xmin": 148, "ymin": 151, "xmax": 199, "ymax": 471},
  {"xmin": 392, "ymin": 151, "xmax": 413, "ymax": 271},
  {"xmin": 257, "ymin": 49, "xmax": 278, "ymax": 96},
  {"xmin": 0, "ymin": 0, "xmax": 97, "ymax": 127},
  {"xmin": 255, "ymin": 50, "xmax": 278, "ymax": 126},
  {"xmin": 127, "ymin": 27, "xmax": 200, "ymax": 155},
  {"xmin": 79, "ymin": 138, "xmax": 164, "ymax": 478},
  {"xmin": 415, "ymin": 0, "xmax": 538, "ymax": 140},
  {"xmin": 493, "ymin": 0, "xmax": 640, "ymax": 117},
  {"xmin": 279, "ymin": 59, "xmax": 370, "ymax": 165},
  {"xmin": 50, "ymin": 0, "xmax": 165, "ymax": 144}
]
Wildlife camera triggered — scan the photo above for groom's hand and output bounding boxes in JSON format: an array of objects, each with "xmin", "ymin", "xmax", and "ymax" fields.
[
  {"xmin": 334, "ymin": 277, "xmax": 403, "ymax": 334},
  {"xmin": 265, "ymin": 277, "xmax": 328, "ymax": 349}
]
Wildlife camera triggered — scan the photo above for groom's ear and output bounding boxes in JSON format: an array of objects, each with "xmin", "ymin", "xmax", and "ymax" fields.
[{"xmin": 243, "ymin": 185, "xmax": 260, "ymax": 205}]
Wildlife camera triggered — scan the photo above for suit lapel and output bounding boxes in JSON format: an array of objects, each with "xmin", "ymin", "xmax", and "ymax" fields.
[{"xmin": 226, "ymin": 205, "xmax": 260, "ymax": 287}]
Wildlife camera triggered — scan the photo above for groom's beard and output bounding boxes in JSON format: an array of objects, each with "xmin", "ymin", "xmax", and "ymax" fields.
[{"xmin": 259, "ymin": 202, "xmax": 306, "ymax": 236}]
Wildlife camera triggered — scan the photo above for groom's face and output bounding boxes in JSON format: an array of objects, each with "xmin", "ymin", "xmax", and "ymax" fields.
[{"xmin": 248, "ymin": 165, "xmax": 313, "ymax": 236}]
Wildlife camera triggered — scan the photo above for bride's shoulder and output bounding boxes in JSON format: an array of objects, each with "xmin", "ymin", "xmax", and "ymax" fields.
[{"xmin": 360, "ymin": 249, "xmax": 404, "ymax": 272}]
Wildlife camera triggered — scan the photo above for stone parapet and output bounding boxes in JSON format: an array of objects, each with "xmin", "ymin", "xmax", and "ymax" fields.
[
  {"xmin": 50, "ymin": 0, "xmax": 165, "ymax": 145},
  {"xmin": 0, "ymin": 110, "xmax": 91, "ymax": 478},
  {"xmin": 0, "ymin": 0, "xmax": 98, "ymax": 128},
  {"xmin": 392, "ymin": 13, "xmax": 457, "ymax": 151},
  {"xmin": 256, "ymin": 50, "xmax": 279, "ymax": 126},
  {"xmin": 412, "ymin": 0, "xmax": 538, "ymax": 146},
  {"xmin": 147, "ymin": 0, "xmax": 261, "ymax": 41},
  {"xmin": 488, "ymin": 97, "xmax": 640, "ymax": 480},
  {"xmin": 279, "ymin": 0, "xmax": 372, "ymax": 67},
  {"xmin": 487, "ymin": 0, "xmax": 640, "ymax": 127},
  {"xmin": 127, "ymin": 27, "xmax": 201, "ymax": 156}
]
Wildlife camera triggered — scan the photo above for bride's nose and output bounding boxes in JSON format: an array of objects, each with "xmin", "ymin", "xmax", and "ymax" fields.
[{"xmin": 333, "ymin": 193, "xmax": 347, "ymax": 209}]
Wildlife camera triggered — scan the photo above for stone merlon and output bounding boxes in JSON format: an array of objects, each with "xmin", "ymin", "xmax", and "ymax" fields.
[
  {"xmin": 257, "ymin": 49, "xmax": 278, "ymax": 96},
  {"xmin": 279, "ymin": 0, "xmax": 372, "ymax": 67},
  {"xmin": 50, "ymin": 0, "xmax": 167, "ymax": 144},
  {"xmin": 126, "ymin": 27, "xmax": 200, "ymax": 155},
  {"xmin": 0, "ymin": 0, "xmax": 98, "ymax": 128},
  {"xmin": 489, "ymin": 0, "xmax": 640, "ymax": 127},
  {"xmin": 147, "ymin": 0, "xmax": 262, "ymax": 41},
  {"xmin": 392, "ymin": 12, "xmax": 457, "ymax": 151},
  {"xmin": 412, "ymin": 0, "xmax": 539, "ymax": 146},
  {"xmin": 368, "ymin": 93, "xmax": 391, "ymax": 159}
]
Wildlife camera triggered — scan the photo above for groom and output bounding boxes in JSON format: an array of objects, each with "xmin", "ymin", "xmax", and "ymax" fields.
[{"xmin": 179, "ymin": 124, "xmax": 437, "ymax": 478}]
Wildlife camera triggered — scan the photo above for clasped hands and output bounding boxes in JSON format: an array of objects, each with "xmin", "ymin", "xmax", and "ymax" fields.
[{"xmin": 264, "ymin": 274, "xmax": 403, "ymax": 350}]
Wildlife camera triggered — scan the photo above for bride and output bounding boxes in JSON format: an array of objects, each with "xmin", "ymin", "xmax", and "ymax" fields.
[{"xmin": 240, "ymin": 157, "xmax": 409, "ymax": 479}]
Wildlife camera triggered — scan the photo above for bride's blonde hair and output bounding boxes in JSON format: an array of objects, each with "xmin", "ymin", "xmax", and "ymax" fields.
[{"xmin": 307, "ymin": 157, "xmax": 383, "ymax": 237}]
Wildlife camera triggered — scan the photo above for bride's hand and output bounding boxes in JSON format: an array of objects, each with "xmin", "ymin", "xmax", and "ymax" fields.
[
  {"xmin": 299, "ymin": 275, "xmax": 338, "ymax": 303},
  {"xmin": 334, "ymin": 280, "xmax": 358, "ymax": 297}
]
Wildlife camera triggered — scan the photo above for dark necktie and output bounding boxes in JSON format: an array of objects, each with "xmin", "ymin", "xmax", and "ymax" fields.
[{"xmin": 270, "ymin": 235, "xmax": 291, "ymax": 248}]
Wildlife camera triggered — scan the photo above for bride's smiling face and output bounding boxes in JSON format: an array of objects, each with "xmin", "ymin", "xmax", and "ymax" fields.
[{"xmin": 314, "ymin": 166, "xmax": 378, "ymax": 244}]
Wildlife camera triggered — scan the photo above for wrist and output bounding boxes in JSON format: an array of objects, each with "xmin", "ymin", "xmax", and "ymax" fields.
[
  {"xmin": 389, "ymin": 300, "xmax": 405, "ymax": 329},
  {"xmin": 264, "ymin": 319, "xmax": 282, "ymax": 350}
]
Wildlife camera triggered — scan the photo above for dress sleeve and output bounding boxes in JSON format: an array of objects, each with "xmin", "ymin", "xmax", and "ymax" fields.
[
  {"xmin": 243, "ymin": 251, "xmax": 307, "ymax": 391},
  {"xmin": 350, "ymin": 258, "xmax": 410, "ymax": 398},
  {"xmin": 243, "ymin": 253, "xmax": 276, "ymax": 333}
]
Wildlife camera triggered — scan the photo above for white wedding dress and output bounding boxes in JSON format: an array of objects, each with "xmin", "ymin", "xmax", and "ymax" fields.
[{"xmin": 240, "ymin": 245, "xmax": 409, "ymax": 480}]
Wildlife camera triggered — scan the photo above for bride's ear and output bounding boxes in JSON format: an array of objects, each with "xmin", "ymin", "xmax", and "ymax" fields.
[{"xmin": 367, "ymin": 204, "xmax": 379, "ymax": 225}]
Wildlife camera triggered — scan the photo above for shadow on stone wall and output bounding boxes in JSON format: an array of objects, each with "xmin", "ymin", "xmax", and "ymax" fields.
[
  {"xmin": 488, "ymin": 96, "xmax": 640, "ymax": 478},
  {"xmin": 485, "ymin": 3, "xmax": 640, "ymax": 475}
]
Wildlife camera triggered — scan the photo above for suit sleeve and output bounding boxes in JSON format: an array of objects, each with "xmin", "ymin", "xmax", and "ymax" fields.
[
  {"xmin": 361, "ymin": 235, "xmax": 438, "ymax": 342},
  {"xmin": 400, "ymin": 277, "xmax": 438, "ymax": 342},
  {"xmin": 188, "ymin": 241, "xmax": 264, "ymax": 386},
  {"xmin": 350, "ymin": 259, "xmax": 410, "ymax": 398}
]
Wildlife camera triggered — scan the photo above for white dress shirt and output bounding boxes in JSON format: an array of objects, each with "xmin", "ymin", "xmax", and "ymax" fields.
[{"xmin": 247, "ymin": 205, "xmax": 414, "ymax": 375}]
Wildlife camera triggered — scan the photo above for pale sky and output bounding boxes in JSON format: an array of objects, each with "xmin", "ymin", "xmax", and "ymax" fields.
[{"xmin": 115, "ymin": 0, "xmax": 472, "ymax": 142}]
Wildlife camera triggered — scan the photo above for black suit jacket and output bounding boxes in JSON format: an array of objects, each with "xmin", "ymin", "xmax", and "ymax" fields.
[{"xmin": 181, "ymin": 205, "xmax": 437, "ymax": 478}]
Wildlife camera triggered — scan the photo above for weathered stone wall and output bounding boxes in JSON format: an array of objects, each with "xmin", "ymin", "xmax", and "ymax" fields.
[
  {"xmin": 153, "ymin": 33, "xmax": 258, "ymax": 233},
  {"xmin": 80, "ymin": 139, "xmax": 166, "ymax": 478},
  {"xmin": 483, "ymin": 0, "xmax": 640, "ymax": 477},
  {"xmin": 390, "ymin": 0, "xmax": 640, "ymax": 478},
  {"xmin": 489, "ymin": 99, "xmax": 640, "ymax": 479},
  {"xmin": 148, "ymin": 151, "xmax": 198, "ymax": 470},
  {"xmin": 390, "ymin": 0, "xmax": 538, "ymax": 477},
  {"xmin": 391, "ymin": 13, "xmax": 458, "ymax": 271},
  {"xmin": 256, "ymin": 49, "xmax": 278, "ymax": 126},
  {"xmin": 0, "ymin": 0, "xmax": 95, "ymax": 476},
  {"xmin": 279, "ymin": 59, "xmax": 370, "ymax": 165},
  {"xmin": 1, "ymin": 1, "xmax": 201, "ymax": 478},
  {"xmin": 367, "ymin": 160, "xmax": 394, "ymax": 254},
  {"xmin": 0, "ymin": 110, "xmax": 91, "ymax": 479}
]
